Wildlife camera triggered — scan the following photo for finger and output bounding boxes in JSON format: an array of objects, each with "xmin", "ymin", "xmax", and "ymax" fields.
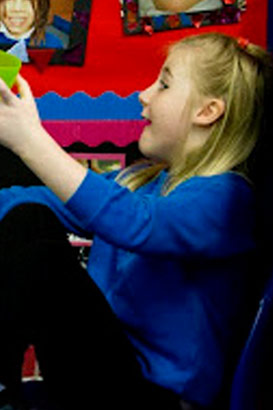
[
  {"xmin": 0, "ymin": 77, "xmax": 17, "ymax": 106},
  {"xmin": 15, "ymin": 74, "xmax": 34, "ymax": 102}
]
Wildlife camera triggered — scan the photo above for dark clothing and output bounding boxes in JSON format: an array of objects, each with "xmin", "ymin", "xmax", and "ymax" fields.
[{"xmin": 0, "ymin": 203, "xmax": 192, "ymax": 410}]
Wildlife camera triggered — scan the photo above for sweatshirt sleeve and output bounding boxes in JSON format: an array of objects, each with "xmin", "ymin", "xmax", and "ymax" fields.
[{"xmin": 65, "ymin": 170, "xmax": 256, "ymax": 258}]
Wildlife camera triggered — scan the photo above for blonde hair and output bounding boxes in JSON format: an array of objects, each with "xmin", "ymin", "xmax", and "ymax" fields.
[{"xmin": 117, "ymin": 32, "xmax": 273, "ymax": 194}]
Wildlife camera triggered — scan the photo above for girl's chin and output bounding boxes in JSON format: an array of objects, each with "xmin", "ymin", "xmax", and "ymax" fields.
[
  {"xmin": 138, "ymin": 134, "xmax": 151, "ymax": 155},
  {"xmin": 138, "ymin": 140, "xmax": 162, "ymax": 162}
]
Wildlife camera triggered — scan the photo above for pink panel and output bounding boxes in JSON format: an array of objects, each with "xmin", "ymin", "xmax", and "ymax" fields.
[{"xmin": 42, "ymin": 120, "xmax": 146, "ymax": 147}]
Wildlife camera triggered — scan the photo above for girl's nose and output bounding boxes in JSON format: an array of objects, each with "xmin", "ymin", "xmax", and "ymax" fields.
[{"xmin": 139, "ymin": 83, "xmax": 154, "ymax": 107}]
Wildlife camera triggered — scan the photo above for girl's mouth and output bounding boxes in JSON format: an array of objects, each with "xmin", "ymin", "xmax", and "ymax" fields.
[
  {"xmin": 142, "ymin": 119, "xmax": 152, "ymax": 127},
  {"xmin": 7, "ymin": 17, "xmax": 28, "ymax": 28}
]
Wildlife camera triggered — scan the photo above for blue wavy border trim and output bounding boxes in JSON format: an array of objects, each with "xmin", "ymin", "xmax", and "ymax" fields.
[{"xmin": 36, "ymin": 91, "xmax": 142, "ymax": 120}]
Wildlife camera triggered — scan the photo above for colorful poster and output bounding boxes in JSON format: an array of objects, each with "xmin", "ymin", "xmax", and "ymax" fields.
[{"xmin": 0, "ymin": 0, "xmax": 93, "ymax": 65}]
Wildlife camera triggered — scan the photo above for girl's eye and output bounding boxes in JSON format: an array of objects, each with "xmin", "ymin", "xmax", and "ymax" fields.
[{"xmin": 159, "ymin": 80, "xmax": 169, "ymax": 90}]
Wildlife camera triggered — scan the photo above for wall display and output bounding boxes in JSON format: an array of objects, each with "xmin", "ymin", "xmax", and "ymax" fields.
[
  {"xmin": 121, "ymin": 0, "xmax": 247, "ymax": 35},
  {"xmin": 0, "ymin": 0, "xmax": 93, "ymax": 66},
  {"xmin": 37, "ymin": 91, "xmax": 144, "ymax": 161},
  {"xmin": 18, "ymin": 0, "xmax": 267, "ymax": 97}
]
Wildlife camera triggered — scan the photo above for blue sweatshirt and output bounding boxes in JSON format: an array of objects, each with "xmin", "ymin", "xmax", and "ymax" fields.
[{"xmin": 0, "ymin": 170, "xmax": 257, "ymax": 406}]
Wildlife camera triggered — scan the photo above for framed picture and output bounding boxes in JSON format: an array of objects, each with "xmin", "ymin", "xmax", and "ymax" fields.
[
  {"xmin": 121, "ymin": 0, "xmax": 247, "ymax": 35},
  {"xmin": 71, "ymin": 152, "xmax": 126, "ymax": 173},
  {"xmin": 0, "ymin": 0, "xmax": 93, "ymax": 65}
]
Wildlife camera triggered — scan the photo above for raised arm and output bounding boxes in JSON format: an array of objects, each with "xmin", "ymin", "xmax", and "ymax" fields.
[
  {"xmin": 0, "ymin": 75, "xmax": 87, "ymax": 202},
  {"xmin": 152, "ymin": 0, "xmax": 205, "ymax": 12}
]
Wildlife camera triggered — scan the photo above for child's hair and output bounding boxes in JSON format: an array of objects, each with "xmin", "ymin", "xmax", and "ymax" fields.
[
  {"xmin": 117, "ymin": 32, "xmax": 273, "ymax": 195},
  {"xmin": 0, "ymin": 0, "xmax": 50, "ymax": 46},
  {"xmin": 30, "ymin": 0, "xmax": 50, "ymax": 46}
]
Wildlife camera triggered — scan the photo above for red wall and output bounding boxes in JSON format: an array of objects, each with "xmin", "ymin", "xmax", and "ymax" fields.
[{"xmin": 21, "ymin": 0, "xmax": 268, "ymax": 98}]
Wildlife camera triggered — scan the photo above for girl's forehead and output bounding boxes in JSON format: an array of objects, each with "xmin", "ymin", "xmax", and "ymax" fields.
[{"xmin": 162, "ymin": 50, "xmax": 193, "ymax": 77}]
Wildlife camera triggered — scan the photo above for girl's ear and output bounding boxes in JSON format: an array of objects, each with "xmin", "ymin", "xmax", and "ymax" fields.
[{"xmin": 193, "ymin": 98, "xmax": 225, "ymax": 126}]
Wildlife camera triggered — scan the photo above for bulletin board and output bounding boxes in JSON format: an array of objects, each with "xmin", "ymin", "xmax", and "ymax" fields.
[{"xmin": 19, "ymin": 0, "xmax": 268, "ymax": 98}]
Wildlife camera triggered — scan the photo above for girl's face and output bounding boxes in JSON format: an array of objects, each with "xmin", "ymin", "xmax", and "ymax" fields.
[
  {"xmin": 0, "ymin": 0, "xmax": 35, "ymax": 38},
  {"xmin": 139, "ymin": 50, "xmax": 200, "ymax": 168}
]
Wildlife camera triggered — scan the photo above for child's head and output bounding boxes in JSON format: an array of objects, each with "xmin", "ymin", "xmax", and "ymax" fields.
[
  {"xmin": 139, "ymin": 46, "xmax": 204, "ymax": 168},
  {"xmin": 137, "ymin": 32, "xmax": 273, "ymax": 190},
  {"xmin": 0, "ymin": 0, "xmax": 50, "ymax": 44}
]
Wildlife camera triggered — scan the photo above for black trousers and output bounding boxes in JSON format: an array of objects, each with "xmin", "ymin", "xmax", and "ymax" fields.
[{"xmin": 0, "ymin": 203, "xmax": 188, "ymax": 410}]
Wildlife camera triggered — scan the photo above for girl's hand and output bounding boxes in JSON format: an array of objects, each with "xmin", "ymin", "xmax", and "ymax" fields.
[
  {"xmin": 0, "ymin": 74, "xmax": 87, "ymax": 202},
  {"xmin": 0, "ymin": 74, "xmax": 43, "ymax": 155}
]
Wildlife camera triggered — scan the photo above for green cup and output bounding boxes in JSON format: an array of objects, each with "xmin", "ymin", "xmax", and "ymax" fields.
[{"xmin": 0, "ymin": 50, "xmax": 22, "ymax": 88}]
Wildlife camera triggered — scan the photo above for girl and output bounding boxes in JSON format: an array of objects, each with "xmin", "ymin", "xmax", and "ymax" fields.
[
  {"xmin": 0, "ymin": 0, "xmax": 63, "ymax": 48},
  {"xmin": 139, "ymin": 0, "xmax": 222, "ymax": 17},
  {"xmin": 0, "ymin": 32, "xmax": 271, "ymax": 410}
]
